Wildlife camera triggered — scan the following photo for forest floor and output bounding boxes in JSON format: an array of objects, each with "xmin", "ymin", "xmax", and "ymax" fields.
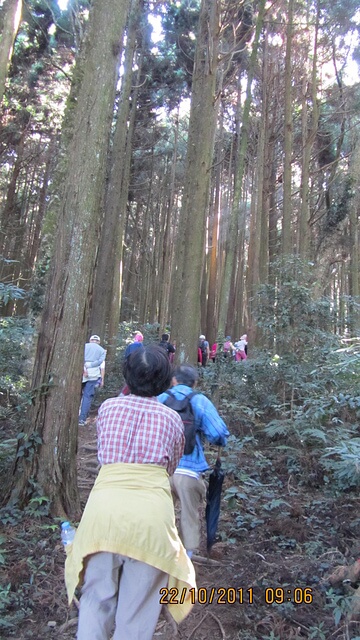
[{"xmin": 3, "ymin": 410, "xmax": 360, "ymax": 640}]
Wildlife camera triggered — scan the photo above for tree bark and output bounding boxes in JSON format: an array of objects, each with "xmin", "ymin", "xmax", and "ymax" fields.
[
  {"xmin": 7, "ymin": 0, "xmax": 130, "ymax": 518},
  {"xmin": 0, "ymin": 0, "xmax": 22, "ymax": 104},
  {"xmin": 217, "ymin": 0, "xmax": 266, "ymax": 337},
  {"xmin": 158, "ymin": 114, "xmax": 179, "ymax": 333},
  {"xmin": 170, "ymin": 0, "xmax": 220, "ymax": 364},
  {"xmin": 258, "ymin": 36, "xmax": 269, "ymax": 286},
  {"xmin": 299, "ymin": 1, "xmax": 319, "ymax": 259},
  {"xmin": 206, "ymin": 145, "xmax": 222, "ymax": 347},
  {"xmin": 90, "ymin": 0, "xmax": 141, "ymax": 347},
  {"xmin": 348, "ymin": 134, "xmax": 360, "ymax": 331},
  {"xmin": 282, "ymin": 0, "xmax": 294, "ymax": 256}
]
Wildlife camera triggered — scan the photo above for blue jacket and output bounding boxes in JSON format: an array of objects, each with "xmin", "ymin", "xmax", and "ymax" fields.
[
  {"xmin": 124, "ymin": 342, "xmax": 144, "ymax": 359},
  {"xmin": 157, "ymin": 384, "xmax": 229, "ymax": 473}
]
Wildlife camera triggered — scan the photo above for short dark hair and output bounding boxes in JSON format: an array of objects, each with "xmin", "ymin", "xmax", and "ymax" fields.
[
  {"xmin": 173, "ymin": 364, "xmax": 198, "ymax": 388},
  {"xmin": 123, "ymin": 345, "xmax": 172, "ymax": 397},
  {"xmin": 161, "ymin": 333, "xmax": 169, "ymax": 341}
]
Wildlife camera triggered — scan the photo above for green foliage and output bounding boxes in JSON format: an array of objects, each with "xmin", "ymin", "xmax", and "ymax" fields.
[
  {"xmin": 0, "ymin": 282, "xmax": 26, "ymax": 306},
  {"xmin": 25, "ymin": 494, "xmax": 50, "ymax": 518},
  {"xmin": 256, "ymin": 257, "xmax": 339, "ymax": 357},
  {"xmin": 307, "ymin": 622, "xmax": 327, "ymax": 639},
  {"xmin": 0, "ymin": 507, "xmax": 60, "ymax": 633},
  {"xmin": 0, "ymin": 587, "xmax": 26, "ymax": 630},
  {"xmin": 15, "ymin": 432, "xmax": 43, "ymax": 462},
  {"xmin": 0, "ymin": 317, "xmax": 33, "ymax": 482},
  {"xmin": 0, "ymin": 438, "xmax": 17, "ymax": 469},
  {"xmin": 150, "ymin": 0, "xmax": 200, "ymax": 105},
  {"xmin": 325, "ymin": 589, "xmax": 353, "ymax": 626},
  {"xmin": 28, "ymin": 254, "xmax": 51, "ymax": 315},
  {"xmin": 14, "ymin": 0, "xmax": 87, "ymax": 60},
  {"xmin": 0, "ymin": 317, "xmax": 33, "ymax": 393},
  {"xmin": 321, "ymin": 439, "xmax": 360, "ymax": 490},
  {"xmin": 199, "ymin": 259, "xmax": 360, "ymax": 495}
]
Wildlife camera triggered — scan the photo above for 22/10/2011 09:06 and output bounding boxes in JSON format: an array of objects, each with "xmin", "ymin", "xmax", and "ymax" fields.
[{"xmin": 159, "ymin": 586, "xmax": 313, "ymax": 605}]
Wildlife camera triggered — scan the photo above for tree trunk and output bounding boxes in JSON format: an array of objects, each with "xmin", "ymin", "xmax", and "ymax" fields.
[
  {"xmin": 0, "ymin": 0, "xmax": 22, "ymax": 104},
  {"xmin": 299, "ymin": 1, "xmax": 319, "ymax": 259},
  {"xmin": 7, "ymin": 0, "xmax": 130, "ymax": 518},
  {"xmin": 217, "ymin": 0, "xmax": 266, "ymax": 337},
  {"xmin": 122, "ymin": 199, "xmax": 141, "ymax": 318},
  {"xmin": 245, "ymin": 168, "xmax": 257, "ymax": 340},
  {"xmin": 268, "ymin": 56, "xmax": 281, "ymax": 279},
  {"xmin": 170, "ymin": 0, "xmax": 220, "ymax": 364},
  {"xmin": 258, "ymin": 36, "xmax": 269, "ymax": 286},
  {"xmin": 282, "ymin": 0, "xmax": 294, "ymax": 256},
  {"xmin": 349, "ymin": 135, "xmax": 360, "ymax": 331},
  {"xmin": 158, "ymin": 113, "xmax": 179, "ymax": 333},
  {"xmin": 139, "ymin": 154, "xmax": 154, "ymax": 321},
  {"xmin": 206, "ymin": 157, "xmax": 221, "ymax": 347},
  {"xmin": 90, "ymin": 0, "xmax": 141, "ymax": 348}
]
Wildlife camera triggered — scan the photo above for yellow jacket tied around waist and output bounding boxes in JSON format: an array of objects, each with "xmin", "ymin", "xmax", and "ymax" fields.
[{"xmin": 65, "ymin": 463, "xmax": 196, "ymax": 622}]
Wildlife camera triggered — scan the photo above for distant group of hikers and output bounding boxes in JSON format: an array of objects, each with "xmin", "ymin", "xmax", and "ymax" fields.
[
  {"xmin": 69, "ymin": 332, "xmax": 229, "ymax": 639},
  {"xmin": 79, "ymin": 330, "xmax": 248, "ymax": 425},
  {"xmin": 198, "ymin": 333, "xmax": 248, "ymax": 367}
]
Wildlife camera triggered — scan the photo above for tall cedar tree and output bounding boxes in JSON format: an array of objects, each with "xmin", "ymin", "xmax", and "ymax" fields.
[
  {"xmin": 170, "ymin": 0, "xmax": 220, "ymax": 364},
  {"xmin": 7, "ymin": 0, "xmax": 131, "ymax": 518}
]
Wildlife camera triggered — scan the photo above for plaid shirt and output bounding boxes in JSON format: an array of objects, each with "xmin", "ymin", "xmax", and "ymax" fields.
[{"xmin": 97, "ymin": 395, "xmax": 185, "ymax": 475}]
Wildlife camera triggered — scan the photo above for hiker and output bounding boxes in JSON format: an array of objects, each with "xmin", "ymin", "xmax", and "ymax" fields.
[
  {"xmin": 79, "ymin": 335, "xmax": 106, "ymax": 426},
  {"xmin": 124, "ymin": 330, "xmax": 144, "ymax": 359},
  {"xmin": 210, "ymin": 342, "xmax": 217, "ymax": 362},
  {"xmin": 159, "ymin": 333, "xmax": 176, "ymax": 359},
  {"xmin": 234, "ymin": 334, "xmax": 248, "ymax": 361},
  {"xmin": 223, "ymin": 336, "xmax": 235, "ymax": 359},
  {"xmin": 65, "ymin": 346, "xmax": 196, "ymax": 640},
  {"xmin": 120, "ymin": 332, "xmax": 145, "ymax": 395},
  {"xmin": 198, "ymin": 334, "xmax": 210, "ymax": 367},
  {"xmin": 158, "ymin": 364, "xmax": 229, "ymax": 558},
  {"xmin": 169, "ymin": 340, "xmax": 176, "ymax": 364}
]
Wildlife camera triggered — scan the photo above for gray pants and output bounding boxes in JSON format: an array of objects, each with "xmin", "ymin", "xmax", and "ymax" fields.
[
  {"xmin": 76, "ymin": 552, "xmax": 168, "ymax": 640},
  {"xmin": 170, "ymin": 473, "xmax": 207, "ymax": 551}
]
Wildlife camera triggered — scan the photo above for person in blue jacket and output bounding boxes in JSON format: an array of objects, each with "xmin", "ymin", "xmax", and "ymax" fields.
[
  {"xmin": 124, "ymin": 331, "xmax": 144, "ymax": 359},
  {"xmin": 158, "ymin": 364, "xmax": 229, "ymax": 558}
]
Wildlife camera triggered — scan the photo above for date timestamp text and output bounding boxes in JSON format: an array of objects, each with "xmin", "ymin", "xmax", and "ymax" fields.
[{"xmin": 159, "ymin": 586, "xmax": 313, "ymax": 606}]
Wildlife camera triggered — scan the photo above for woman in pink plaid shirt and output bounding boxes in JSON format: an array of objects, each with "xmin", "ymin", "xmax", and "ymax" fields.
[{"xmin": 65, "ymin": 345, "xmax": 196, "ymax": 640}]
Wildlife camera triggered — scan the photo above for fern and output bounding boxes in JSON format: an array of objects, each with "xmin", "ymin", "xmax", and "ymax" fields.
[
  {"xmin": 301, "ymin": 428, "xmax": 327, "ymax": 443},
  {"xmin": 264, "ymin": 420, "xmax": 294, "ymax": 438},
  {"xmin": 321, "ymin": 438, "xmax": 360, "ymax": 489}
]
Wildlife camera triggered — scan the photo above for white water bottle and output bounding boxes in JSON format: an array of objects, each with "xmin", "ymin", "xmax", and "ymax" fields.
[{"xmin": 61, "ymin": 521, "xmax": 76, "ymax": 546}]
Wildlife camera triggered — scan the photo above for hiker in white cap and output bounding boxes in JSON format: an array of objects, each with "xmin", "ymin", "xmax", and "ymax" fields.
[
  {"xmin": 198, "ymin": 334, "xmax": 210, "ymax": 367},
  {"xmin": 79, "ymin": 335, "xmax": 106, "ymax": 426}
]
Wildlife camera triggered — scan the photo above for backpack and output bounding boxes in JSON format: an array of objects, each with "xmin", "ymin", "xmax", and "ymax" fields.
[
  {"xmin": 163, "ymin": 390, "xmax": 197, "ymax": 455},
  {"xmin": 198, "ymin": 340, "xmax": 207, "ymax": 353}
]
